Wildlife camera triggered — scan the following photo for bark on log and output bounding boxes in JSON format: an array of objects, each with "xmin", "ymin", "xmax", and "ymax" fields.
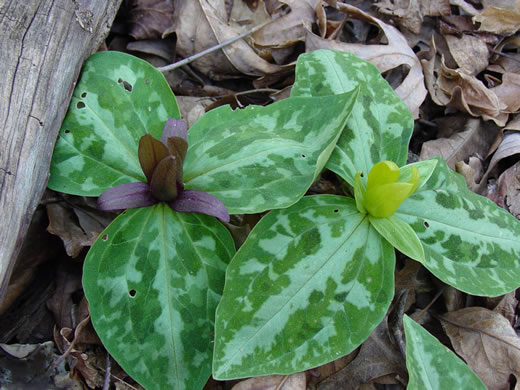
[{"xmin": 0, "ymin": 0, "xmax": 123, "ymax": 304}]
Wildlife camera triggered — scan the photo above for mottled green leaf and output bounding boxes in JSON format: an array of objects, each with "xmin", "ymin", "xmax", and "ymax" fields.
[
  {"xmin": 213, "ymin": 195, "xmax": 394, "ymax": 379},
  {"xmin": 291, "ymin": 49, "xmax": 413, "ymax": 184},
  {"xmin": 399, "ymin": 159, "xmax": 438, "ymax": 191},
  {"xmin": 396, "ymin": 157, "xmax": 520, "ymax": 296},
  {"xmin": 369, "ymin": 216, "xmax": 425, "ymax": 262},
  {"xmin": 48, "ymin": 51, "xmax": 180, "ymax": 195},
  {"xmin": 404, "ymin": 315, "xmax": 486, "ymax": 390},
  {"xmin": 83, "ymin": 204, "xmax": 234, "ymax": 390},
  {"xmin": 183, "ymin": 92, "xmax": 358, "ymax": 214}
]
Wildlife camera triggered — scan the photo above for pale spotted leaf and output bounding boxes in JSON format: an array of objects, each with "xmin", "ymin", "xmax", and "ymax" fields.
[
  {"xmin": 404, "ymin": 315, "xmax": 486, "ymax": 390},
  {"xmin": 396, "ymin": 157, "xmax": 520, "ymax": 296},
  {"xmin": 48, "ymin": 51, "xmax": 180, "ymax": 195},
  {"xmin": 213, "ymin": 195, "xmax": 394, "ymax": 379},
  {"xmin": 83, "ymin": 204, "xmax": 235, "ymax": 390},
  {"xmin": 183, "ymin": 92, "xmax": 358, "ymax": 214},
  {"xmin": 291, "ymin": 50, "xmax": 413, "ymax": 184}
]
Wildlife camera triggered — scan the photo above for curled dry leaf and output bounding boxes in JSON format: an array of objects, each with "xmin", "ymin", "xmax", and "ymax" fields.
[
  {"xmin": 172, "ymin": 0, "xmax": 285, "ymax": 79},
  {"xmin": 375, "ymin": 0, "xmax": 450, "ymax": 34},
  {"xmin": 473, "ymin": 0, "xmax": 520, "ymax": 35},
  {"xmin": 127, "ymin": 0, "xmax": 175, "ymax": 40},
  {"xmin": 444, "ymin": 34, "xmax": 489, "ymax": 75},
  {"xmin": 497, "ymin": 161, "xmax": 520, "ymax": 218},
  {"xmin": 420, "ymin": 37, "xmax": 509, "ymax": 126},
  {"xmin": 419, "ymin": 118, "xmax": 499, "ymax": 170},
  {"xmin": 231, "ymin": 372, "xmax": 306, "ymax": 390},
  {"xmin": 305, "ymin": 3, "xmax": 427, "ymax": 118},
  {"xmin": 441, "ymin": 307, "xmax": 520, "ymax": 390}
]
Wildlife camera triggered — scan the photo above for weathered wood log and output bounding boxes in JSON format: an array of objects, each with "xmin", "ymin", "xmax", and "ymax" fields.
[{"xmin": 0, "ymin": 0, "xmax": 123, "ymax": 305}]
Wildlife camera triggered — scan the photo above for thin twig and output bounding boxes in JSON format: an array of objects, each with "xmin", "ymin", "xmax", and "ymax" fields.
[
  {"xmin": 157, "ymin": 17, "xmax": 278, "ymax": 73},
  {"xmin": 275, "ymin": 375, "xmax": 290, "ymax": 390},
  {"xmin": 103, "ymin": 352, "xmax": 112, "ymax": 390}
]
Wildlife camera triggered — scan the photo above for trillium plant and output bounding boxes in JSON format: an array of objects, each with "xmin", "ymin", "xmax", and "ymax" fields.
[{"xmin": 48, "ymin": 49, "xmax": 520, "ymax": 389}]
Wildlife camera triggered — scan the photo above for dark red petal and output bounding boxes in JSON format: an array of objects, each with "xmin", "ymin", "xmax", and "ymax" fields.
[
  {"xmin": 161, "ymin": 119, "xmax": 188, "ymax": 143},
  {"xmin": 138, "ymin": 134, "xmax": 169, "ymax": 183},
  {"xmin": 150, "ymin": 156, "xmax": 178, "ymax": 201},
  {"xmin": 170, "ymin": 190, "xmax": 230, "ymax": 223},
  {"xmin": 167, "ymin": 136, "xmax": 188, "ymax": 164},
  {"xmin": 98, "ymin": 182, "xmax": 156, "ymax": 210}
]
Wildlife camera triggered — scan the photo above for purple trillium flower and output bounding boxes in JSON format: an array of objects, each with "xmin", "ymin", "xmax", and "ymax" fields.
[{"xmin": 98, "ymin": 119, "xmax": 230, "ymax": 223}]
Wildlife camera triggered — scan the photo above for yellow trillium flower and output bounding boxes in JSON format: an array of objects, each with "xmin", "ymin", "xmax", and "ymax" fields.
[{"xmin": 355, "ymin": 161, "xmax": 420, "ymax": 218}]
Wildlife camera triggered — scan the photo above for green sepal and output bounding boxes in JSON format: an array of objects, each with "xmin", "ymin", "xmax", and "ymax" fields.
[
  {"xmin": 369, "ymin": 215, "xmax": 425, "ymax": 263},
  {"xmin": 404, "ymin": 315, "xmax": 486, "ymax": 390},
  {"xmin": 354, "ymin": 171, "xmax": 366, "ymax": 214}
]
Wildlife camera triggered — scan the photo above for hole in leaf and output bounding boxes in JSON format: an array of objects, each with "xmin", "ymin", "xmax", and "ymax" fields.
[
  {"xmin": 81, "ymin": 92, "xmax": 87, "ymax": 98},
  {"xmin": 145, "ymin": 79, "xmax": 150, "ymax": 85},
  {"xmin": 360, "ymin": 172, "xmax": 364, "ymax": 177},
  {"xmin": 333, "ymin": 209, "xmax": 339, "ymax": 213},
  {"xmin": 101, "ymin": 234, "xmax": 108, "ymax": 241},
  {"xmin": 129, "ymin": 289, "xmax": 136, "ymax": 298},
  {"xmin": 117, "ymin": 78, "xmax": 123, "ymax": 83},
  {"xmin": 122, "ymin": 80, "xmax": 133, "ymax": 92},
  {"xmin": 424, "ymin": 221, "xmax": 430, "ymax": 228},
  {"xmin": 64, "ymin": 129, "xmax": 70, "ymax": 134},
  {"xmin": 301, "ymin": 154, "xmax": 306, "ymax": 158},
  {"xmin": 76, "ymin": 101, "xmax": 85, "ymax": 109}
]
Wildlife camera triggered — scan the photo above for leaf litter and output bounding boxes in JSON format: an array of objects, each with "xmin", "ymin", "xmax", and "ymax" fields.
[{"xmin": 1, "ymin": 0, "xmax": 520, "ymax": 389}]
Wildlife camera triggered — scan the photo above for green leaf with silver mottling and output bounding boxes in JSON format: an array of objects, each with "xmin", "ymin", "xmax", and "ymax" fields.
[
  {"xmin": 369, "ymin": 216, "xmax": 425, "ymax": 263},
  {"xmin": 396, "ymin": 157, "xmax": 520, "ymax": 296},
  {"xmin": 183, "ymin": 92, "xmax": 357, "ymax": 214},
  {"xmin": 83, "ymin": 204, "xmax": 234, "ymax": 390},
  {"xmin": 404, "ymin": 315, "xmax": 486, "ymax": 390},
  {"xmin": 48, "ymin": 51, "xmax": 180, "ymax": 196},
  {"xmin": 291, "ymin": 49, "xmax": 413, "ymax": 184},
  {"xmin": 213, "ymin": 195, "xmax": 394, "ymax": 379},
  {"xmin": 399, "ymin": 159, "xmax": 438, "ymax": 191}
]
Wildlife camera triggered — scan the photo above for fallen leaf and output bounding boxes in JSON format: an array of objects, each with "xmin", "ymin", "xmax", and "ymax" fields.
[
  {"xmin": 46, "ymin": 263, "xmax": 82, "ymax": 330},
  {"xmin": 305, "ymin": 3, "xmax": 427, "ymax": 118},
  {"xmin": 318, "ymin": 316, "xmax": 407, "ymax": 390},
  {"xmin": 232, "ymin": 372, "xmax": 305, "ymax": 390},
  {"xmin": 473, "ymin": 0, "xmax": 520, "ymax": 36},
  {"xmin": 491, "ymin": 292, "xmax": 519, "ymax": 325},
  {"xmin": 444, "ymin": 34, "xmax": 489, "ymax": 75},
  {"xmin": 420, "ymin": 37, "xmax": 509, "ymax": 125},
  {"xmin": 175, "ymin": 96, "xmax": 215, "ymax": 128},
  {"xmin": 491, "ymin": 72, "xmax": 520, "ymax": 113},
  {"xmin": 440, "ymin": 307, "xmax": 520, "ymax": 390},
  {"xmin": 375, "ymin": 0, "xmax": 450, "ymax": 34},
  {"xmin": 497, "ymin": 160, "xmax": 520, "ymax": 218},
  {"xmin": 171, "ymin": 0, "xmax": 283, "ymax": 79},
  {"xmin": 127, "ymin": 0, "xmax": 175, "ymax": 40},
  {"xmin": 419, "ymin": 118, "xmax": 499, "ymax": 170}
]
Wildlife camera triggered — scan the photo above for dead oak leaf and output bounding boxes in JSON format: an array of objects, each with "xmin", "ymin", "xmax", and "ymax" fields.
[
  {"xmin": 474, "ymin": 0, "xmax": 520, "ymax": 36},
  {"xmin": 231, "ymin": 372, "xmax": 306, "ymax": 390},
  {"xmin": 305, "ymin": 3, "xmax": 427, "ymax": 119},
  {"xmin": 440, "ymin": 307, "xmax": 520, "ymax": 390},
  {"xmin": 128, "ymin": 0, "xmax": 175, "ymax": 40}
]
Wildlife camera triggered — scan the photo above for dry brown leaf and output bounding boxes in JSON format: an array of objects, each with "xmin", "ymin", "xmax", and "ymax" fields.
[
  {"xmin": 419, "ymin": 118, "xmax": 499, "ymax": 171},
  {"xmin": 231, "ymin": 372, "xmax": 305, "ymax": 390},
  {"xmin": 252, "ymin": 0, "xmax": 319, "ymax": 48},
  {"xmin": 420, "ymin": 37, "xmax": 509, "ymax": 125},
  {"xmin": 305, "ymin": 3, "xmax": 427, "ymax": 119},
  {"xmin": 176, "ymin": 96, "xmax": 215, "ymax": 128},
  {"xmin": 474, "ymin": 0, "xmax": 520, "ymax": 35},
  {"xmin": 172, "ymin": 0, "xmax": 284, "ymax": 79},
  {"xmin": 444, "ymin": 34, "xmax": 489, "ymax": 75},
  {"xmin": 317, "ymin": 316, "xmax": 407, "ymax": 390},
  {"xmin": 441, "ymin": 307, "xmax": 520, "ymax": 390},
  {"xmin": 497, "ymin": 160, "xmax": 520, "ymax": 218},
  {"xmin": 375, "ymin": 0, "xmax": 450, "ymax": 34},
  {"xmin": 450, "ymin": 0, "xmax": 479, "ymax": 15},
  {"xmin": 492, "ymin": 292, "xmax": 519, "ymax": 325},
  {"xmin": 506, "ymin": 113, "xmax": 520, "ymax": 130},
  {"xmin": 128, "ymin": 0, "xmax": 175, "ymax": 40},
  {"xmin": 491, "ymin": 72, "xmax": 520, "ymax": 113}
]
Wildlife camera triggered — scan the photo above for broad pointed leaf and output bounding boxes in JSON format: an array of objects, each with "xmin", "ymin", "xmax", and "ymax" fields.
[
  {"xmin": 396, "ymin": 157, "xmax": 520, "ymax": 296},
  {"xmin": 369, "ymin": 216, "xmax": 425, "ymax": 263},
  {"xmin": 291, "ymin": 49, "xmax": 413, "ymax": 184},
  {"xmin": 83, "ymin": 204, "xmax": 235, "ymax": 390},
  {"xmin": 139, "ymin": 134, "xmax": 169, "ymax": 183},
  {"xmin": 183, "ymin": 92, "xmax": 358, "ymax": 214},
  {"xmin": 404, "ymin": 315, "xmax": 486, "ymax": 390},
  {"xmin": 213, "ymin": 195, "xmax": 394, "ymax": 379},
  {"xmin": 48, "ymin": 51, "xmax": 180, "ymax": 195}
]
